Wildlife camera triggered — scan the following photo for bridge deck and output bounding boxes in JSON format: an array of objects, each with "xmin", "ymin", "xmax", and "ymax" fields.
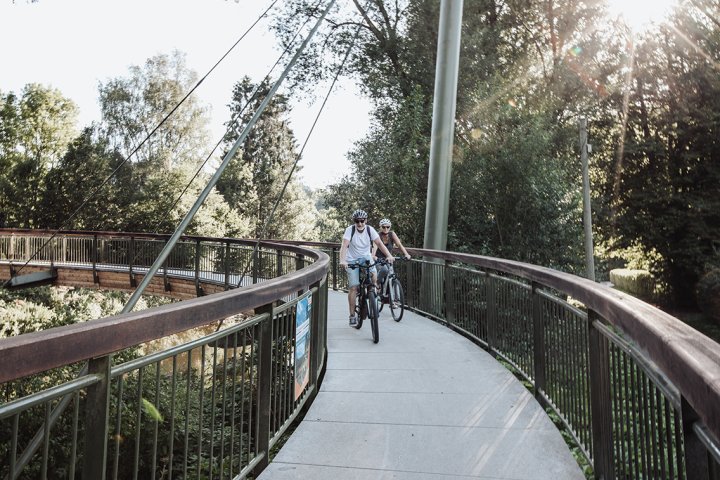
[{"xmin": 259, "ymin": 290, "xmax": 585, "ymax": 479}]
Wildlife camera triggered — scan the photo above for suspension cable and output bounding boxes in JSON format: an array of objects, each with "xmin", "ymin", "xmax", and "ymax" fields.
[
  {"xmin": 4, "ymin": 0, "xmax": 279, "ymax": 284},
  {"xmin": 121, "ymin": 0, "xmax": 339, "ymax": 313},
  {"xmin": 229, "ymin": 3, "xmax": 367, "ymax": 293},
  {"xmin": 142, "ymin": 11, "xmax": 315, "ymax": 237}
]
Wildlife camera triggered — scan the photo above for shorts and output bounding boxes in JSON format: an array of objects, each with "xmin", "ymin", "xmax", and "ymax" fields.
[{"xmin": 346, "ymin": 255, "xmax": 376, "ymax": 288}]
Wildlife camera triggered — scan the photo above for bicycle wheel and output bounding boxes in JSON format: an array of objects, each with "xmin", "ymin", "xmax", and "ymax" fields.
[
  {"xmin": 367, "ymin": 289, "xmax": 379, "ymax": 343},
  {"xmin": 389, "ymin": 279, "xmax": 404, "ymax": 322}
]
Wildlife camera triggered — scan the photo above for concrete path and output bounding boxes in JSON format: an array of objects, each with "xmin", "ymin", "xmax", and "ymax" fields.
[{"xmin": 259, "ymin": 291, "xmax": 585, "ymax": 479}]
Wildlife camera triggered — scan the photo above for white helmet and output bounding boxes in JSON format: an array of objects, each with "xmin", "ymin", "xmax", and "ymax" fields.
[
  {"xmin": 379, "ymin": 218, "xmax": 391, "ymax": 227},
  {"xmin": 352, "ymin": 209, "xmax": 368, "ymax": 220}
]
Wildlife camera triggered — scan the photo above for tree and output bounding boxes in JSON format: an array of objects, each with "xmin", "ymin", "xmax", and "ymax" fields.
[
  {"xmin": 0, "ymin": 84, "xmax": 78, "ymax": 227},
  {"xmin": 39, "ymin": 128, "xmax": 125, "ymax": 230},
  {"xmin": 216, "ymin": 77, "xmax": 318, "ymax": 240},
  {"xmin": 96, "ymin": 51, "xmax": 245, "ymax": 237}
]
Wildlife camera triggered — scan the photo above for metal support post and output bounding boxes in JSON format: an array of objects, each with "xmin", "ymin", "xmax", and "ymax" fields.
[
  {"xmin": 682, "ymin": 396, "xmax": 711, "ymax": 479},
  {"xmin": 580, "ymin": 117, "xmax": 595, "ymax": 281},
  {"xmin": 252, "ymin": 304, "xmax": 274, "ymax": 476},
  {"xmin": 82, "ymin": 356, "xmax": 111, "ymax": 480},
  {"xmin": 532, "ymin": 282, "xmax": 546, "ymax": 399},
  {"xmin": 588, "ymin": 310, "xmax": 614, "ymax": 479}
]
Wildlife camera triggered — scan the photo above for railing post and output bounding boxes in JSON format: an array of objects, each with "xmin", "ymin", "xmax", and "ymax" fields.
[
  {"xmin": 82, "ymin": 355, "xmax": 111, "ymax": 480},
  {"xmin": 253, "ymin": 303, "xmax": 274, "ymax": 476},
  {"xmin": 681, "ymin": 396, "xmax": 711, "ymax": 479},
  {"xmin": 276, "ymin": 249, "xmax": 283, "ymax": 279},
  {"xmin": 128, "ymin": 237, "xmax": 136, "ymax": 287},
  {"xmin": 252, "ymin": 249, "xmax": 259, "ymax": 284},
  {"xmin": 588, "ymin": 310, "xmax": 614, "ymax": 479},
  {"xmin": 331, "ymin": 247, "xmax": 338, "ymax": 290},
  {"xmin": 486, "ymin": 272, "xmax": 497, "ymax": 355},
  {"xmin": 224, "ymin": 241, "xmax": 231, "ymax": 290},
  {"xmin": 532, "ymin": 282, "xmax": 546, "ymax": 400},
  {"xmin": 309, "ymin": 281, "xmax": 321, "ymax": 390},
  {"xmin": 195, "ymin": 239, "xmax": 203, "ymax": 296},
  {"xmin": 296, "ymin": 254, "xmax": 305, "ymax": 297},
  {"xmin": 163, "ymin": 240, "xmax": 171, "ymax": 292},
  {"xmin": 445, "ymin": 264, "xmax": 455, "ymax": 324},
  {"xmin": 92, "ymin": 234, "xmax": 99, "ymax": 284}
]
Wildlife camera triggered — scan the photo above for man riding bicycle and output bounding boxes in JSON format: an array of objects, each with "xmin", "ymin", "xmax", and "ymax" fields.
[{"xmin": 339, "ymin": 209, "xmax": 394, "ymax": 327}]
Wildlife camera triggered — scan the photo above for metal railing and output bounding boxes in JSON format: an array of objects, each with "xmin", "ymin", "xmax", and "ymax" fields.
[
  {"xmin": 317, "ymin": 244, "xmax": 720, "ymax": 480},
  {"xmin": 0, "ymin": 230, "xmax": 329, "ymax": 479},
  {"xmin": 3, "ymin": 230, "xmax": 720, "ymax": 479}
]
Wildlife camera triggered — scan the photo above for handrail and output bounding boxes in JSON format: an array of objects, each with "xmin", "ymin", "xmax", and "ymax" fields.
[
  {"xmin": 0, "ymin": 236, "xmax": 327, "ymax": 384},
  {"xmin": 406, "ymin": 247, "xmax": 720, "ymax": 446},
  {"xmin": 0, "ymin": 230, "xmax": 330, "ymax": 479}
]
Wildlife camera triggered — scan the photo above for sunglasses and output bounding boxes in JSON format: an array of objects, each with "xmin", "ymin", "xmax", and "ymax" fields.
[
  {"xmin": 381, "ymin": 226, "xmax": 391, "ymax": 229},
  {"xmin": 354, "ymin": 219, "xmax": 366, "ymax": 224}
]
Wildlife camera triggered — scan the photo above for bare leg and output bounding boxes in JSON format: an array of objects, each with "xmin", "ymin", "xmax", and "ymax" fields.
[{"xmin": 348, "ymin": 286, "xmax": 357, "ymax": 316}]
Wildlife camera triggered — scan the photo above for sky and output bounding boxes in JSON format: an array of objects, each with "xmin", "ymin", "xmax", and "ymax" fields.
[{"xmin": 0, "ymin": 0, "xmax": 371, "ymax": 189}]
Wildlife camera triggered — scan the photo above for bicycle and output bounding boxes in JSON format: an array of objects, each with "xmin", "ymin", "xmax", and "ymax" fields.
[
  {"xmin": 376, "ymin": 257, "xmax": 405, "ymax": 322},
  {"xmin": 347, "ymin": 260, "xmax": 380, "ymax": 343}
]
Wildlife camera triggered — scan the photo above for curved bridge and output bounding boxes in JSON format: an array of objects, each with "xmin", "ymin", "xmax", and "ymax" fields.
[{"xmin": 1, "ymin": 229, "xmax": 719, "ymax": 479}]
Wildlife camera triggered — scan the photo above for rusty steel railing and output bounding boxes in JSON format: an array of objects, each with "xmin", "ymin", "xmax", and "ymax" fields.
[
  {"xmin": 0, "ymin": 230, "xmax": 329, "ymax": 479},
  {"xmin": 314, "ymin": 244, "xmax": 720, "ymax": 480}
]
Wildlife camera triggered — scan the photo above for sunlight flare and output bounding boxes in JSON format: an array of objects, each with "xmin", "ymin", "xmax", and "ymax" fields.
[{"xmin": 605, "ymin": 0, "xmax": 678, "ymax": 32}]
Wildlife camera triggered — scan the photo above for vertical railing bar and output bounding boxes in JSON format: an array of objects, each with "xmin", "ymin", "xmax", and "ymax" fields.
[
  {"xmin": 575, "ymin": 308, "xmax": 585, "ymax": 447},
  {"xmin": 69, "ymin": 392, "xmax": 79, "ymax": 479},
  {"xmin": 133, "ymin": 368, "xmax": 144, "ymax": 480},
  {"xmin": 209, "ymin": 341, "xmax": 218, "ymax": 479},
  {"xmin": 197, "ymin": 345, "xmax": 206, "ymax": 479},
  {"xmin": 665, "ymin": 396, "xmax": 676, "ymax": 480},
  {"xmin": 616, "ymin": 349, "xmax": 628, "ymax": 477},
  {"xmin": 674, "ymin": 409, "xmax": 686, "ymax": 480},
  {"xmin": 151, "ymin": 363, "xmax": 161, "ymax": 479},
  {"xmin": 638, "ymin": 370, "xmax": 650, "ymax": 478},
  {"xmin": 169, "ymin": 356, "xmax": 177, "ymax": 480},
  {"xmin": 239, "ymin": 329, "xmax": 247, "ymax": 470},
  {"xmin": 632, "ymin": 357, "xmax": 642, "ymax": 479},
  {"xmin": 41, "ymin": 402, "xmax": 50, "ymax": 480},
  {"xmin": 532, "ymin": 282, "xmax": 545, "ymax": 400},
  {"xmin": 649, "ymin": 381, "xmax": 660, "ymax": 479},
  {"xmin": 657, "ymin": 390, "xmax": 668, "ymax": 480},
  {"xmin": 183, "ymin": 350, "xmax": 192, "ymax": 479},
  {"xmin": 113, "ymin": 376, "xmax": 124, "ymax": 480},
  {"xmin": 219, "ymin": 336, "xmax": 229, "ymax": 479},
  {"xmin": 270, "ymin": 315, "xmax": 278, "ymax": 435},
  {"xmin": 10, "ymin": 413, "xmax": 18, "ymax": 479},
  {"xmin": 229, "ymin": 334, "xmax": 238, "ymax": 478}
]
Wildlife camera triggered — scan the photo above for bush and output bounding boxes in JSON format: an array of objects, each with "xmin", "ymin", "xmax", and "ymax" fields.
[
  {"xmin": 696, "ymin": 269, "xmax": 720, "ymax": 323},
  {"xmin": 609, "ymin": 269, "xmax": 656, "ymax": 300}
]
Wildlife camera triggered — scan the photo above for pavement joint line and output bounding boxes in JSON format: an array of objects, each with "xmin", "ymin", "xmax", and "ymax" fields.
[
  {"xmin": 302, "ymin": 418, "xmax": 556, "ymax": 431},
  {"xmin": 267, "ymin": 461, "xmax": 513, "ymax": 479}
]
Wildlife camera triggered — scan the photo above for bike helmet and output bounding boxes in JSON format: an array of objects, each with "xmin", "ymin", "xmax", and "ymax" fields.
[
  {"xmin": 352, "ymin": 209, "xmax": 368, "ymax": 220},
  {"xmin": 379, "ymin": 218, "xmax": 391, "ymax": 227}
]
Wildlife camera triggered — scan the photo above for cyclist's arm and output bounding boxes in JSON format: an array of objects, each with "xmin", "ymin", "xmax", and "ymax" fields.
[
  {"xmin": 371, "ymin": 241, "xmax": 378, "ymax": 259},
  {"xmin": 373, "ymin": 237, "xmax": 394, "ymax": 263},
  {"xmin": 339, "ymin": 237, "xmax": 350, "ymax": 269},
  {"xmin": 391, "ymin": 232, "xmax": 411, "ymax": 259}
]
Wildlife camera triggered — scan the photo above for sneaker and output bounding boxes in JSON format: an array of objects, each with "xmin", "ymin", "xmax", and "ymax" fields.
[{"xmin": 349, "ymin": 314, "xmax": 358, "ymax": 327}]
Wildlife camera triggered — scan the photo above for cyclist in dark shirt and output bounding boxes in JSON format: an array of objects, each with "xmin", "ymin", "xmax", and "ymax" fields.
[{"xmin": 372, "ymin": 218, "xmax": 411, "ymax": 297}]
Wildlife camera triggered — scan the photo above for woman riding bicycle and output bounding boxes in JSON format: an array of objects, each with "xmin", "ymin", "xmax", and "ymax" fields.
[
  {"xmin": 339, "ymin": 209, "xmax": 394, "ymax": 327},
  {"xmin": 372, "ymin": 218, "xmax": 411, "ymax": 300}
]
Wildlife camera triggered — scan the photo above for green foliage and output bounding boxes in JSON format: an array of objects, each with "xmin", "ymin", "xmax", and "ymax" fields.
[
  {"xmin": 0, "ymin": 84, "xmax": 78, "ymax": 228},
  {"xmin": 696, "ymin": 269, "xmax": 720, "ymax": 323},
  {"xmin": 609, "ymin": 268, "xmax": 657, "ymax": 300},
  {"xmin": 216, "ymin": 77, "xmax": 319, "ymax": 241}
]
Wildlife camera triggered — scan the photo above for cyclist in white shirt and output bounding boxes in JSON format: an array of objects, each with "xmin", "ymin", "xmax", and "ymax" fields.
[{"xmin": 339, "ymin": 209, "xmax": 394, "ymax": 326}]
